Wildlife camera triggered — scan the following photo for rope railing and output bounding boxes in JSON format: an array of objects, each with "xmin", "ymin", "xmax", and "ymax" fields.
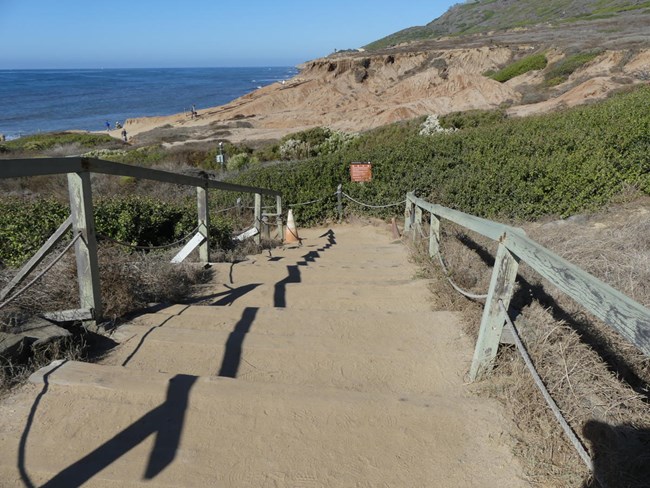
[
  {"xmin": 498, "ymin": 300, "xmax": 602, "ymax": 483},
  {"xmin": 413, "ymin": 220, "xmax": 489, "ymax": 300},
  {"xmin": 288, "ymin": 192, "xmax": 335, "ymax": 208},
  {"xmin": 342, "ymin": 192, "xmax": 406, "ymax": 209},
  {"xmin": 214, "ymin": 205, "xmax": 239, "ymax": 214},
  {"xmin": 0, "ymin": 157, "xmax": 283, "ymax": 321},
  {"xmin": 434, "ymin": 242, "xmax": 489, "ymax": 300},
  {"xmin": 0, "ymin": 233, "xmax": 81, "ymax": 310},
  {"xmin": 97, "ymin": 226, "xmax": 201, "ymax": 251}
]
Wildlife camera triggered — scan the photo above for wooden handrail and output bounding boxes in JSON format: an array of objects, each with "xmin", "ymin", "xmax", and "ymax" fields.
[
  {"xmin": 405, "ymin": 193, "xmax": 650, "ymax": 379},
  {"xmin": 0, "ymin": 157, "xmax": 282, "ymax": 323},
  {"xmin": 406, "ymin": 192, "xmax": 523, "ymax": 240},
  {"xmin": 1, "ymin": 157, "xmax": 282, "ymax": 197}
]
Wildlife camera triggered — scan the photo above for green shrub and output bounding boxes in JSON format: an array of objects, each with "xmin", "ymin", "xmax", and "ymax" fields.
[
  {"xmin": 0, "ymin": 197, "xmax": 234, "ymax": 267},
  {"xmin": 489, "ymin": 53, "xmax": 548, "ymax": 82},
  {"xmin": 94, "ymin": 197, "xmax": 233, "ymax": 251},
  {"xmin": 544, "ymin": 51, "xmax": 603, "ymax": 86},
  {"xmin": 226, "ymin": 153, "xmax": 259, "ymax": 172},
  {"xmin": 439, "ymin": 109, "xmax": 507, "ymax": 130},
  {"xmin": 219, "ymin": 85, "xmax": 650, "ymax": 224},
  {"xmin": 254, "ymin": 143, "xmax": 281, "ymax": 162},
  {"xmin": 277, "ymin": 127, "xmax": 357, "ymax": 160},
  {"xmin": 84, "ymin": 146, "xmax": 166, "ymax": 165},
  {"xmin": 5, "ymin": 132, "xmax": 115, "ymax": 153},
  {"xmin": 0, "ymin": 199, "xmax": 68, "ymax": 268}
]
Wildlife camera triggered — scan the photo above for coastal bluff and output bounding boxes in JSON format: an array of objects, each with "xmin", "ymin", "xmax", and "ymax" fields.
[{"xmin": 120, "ymin": 40, "xmax": 650, "ymax": 146}]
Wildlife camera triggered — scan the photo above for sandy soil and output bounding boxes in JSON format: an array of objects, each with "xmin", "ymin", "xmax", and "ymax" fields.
[{"xmin": 0, "ymin": 224, "xmax": 530, "ymax": 487}]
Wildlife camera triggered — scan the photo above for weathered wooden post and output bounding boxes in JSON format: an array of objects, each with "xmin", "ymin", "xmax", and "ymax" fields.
[
  {"xmin": 469, "ymin": 237, "xmax": 519, "ymax": 381},
  {"xmin": 429, "ymin": 212, "xmax": 440, "ymax": 258},
  {"xmin": 413, "ymin": 205, "xmax": 423, "ymax": 243},
  {"xmin": 404, "ymin": 194, "xmax": 415, "ymax": 233},
  {"xmin": 276, "ymin": 195, "xmax": 283, "ymax": 240},
  {"xmin": 261, "ymin": 216, "xmax": 270, "ymax": 240},
  {"xmin": 254, "ymin": 193, "xmax": 262, "ymax": 245},
  {"xmin": 197, "ymin": 185, "xmax": 210, "ymax": 263},
  {"xmin": 337, "ymin": 184, "xmax": 343, "ymax": 223},
  {"xmin": 67, "ymin": 170, "xmax": 102, "ymax": 320}
]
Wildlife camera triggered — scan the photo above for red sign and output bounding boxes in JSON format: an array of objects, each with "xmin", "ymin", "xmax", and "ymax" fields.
[{"xmin": 350, "ymin": 162, "xmax": 372, "ymax": 182}]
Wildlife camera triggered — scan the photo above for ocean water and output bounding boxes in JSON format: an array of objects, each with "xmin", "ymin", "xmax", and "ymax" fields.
[{"xmin": 0, "ymin": 67, "xmax": 298, "ymax": 139}]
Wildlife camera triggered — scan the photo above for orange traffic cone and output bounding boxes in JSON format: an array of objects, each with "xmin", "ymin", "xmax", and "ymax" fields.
[{"xmin": 284, "ymin": 209, "xmax": 300, "ymax": 244}]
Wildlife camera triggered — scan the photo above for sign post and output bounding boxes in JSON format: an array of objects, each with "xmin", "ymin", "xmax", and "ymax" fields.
[{"xmin": 350, "ymin": 162, "xmax": 372, "ymax": 182}]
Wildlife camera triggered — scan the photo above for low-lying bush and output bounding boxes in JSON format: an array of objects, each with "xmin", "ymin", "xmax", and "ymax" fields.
[
  {"xmin": 223, "ymin": 85, "xmax": 650, "ymax": 223},
  {"xmin": 544, "ymin": 51, "xmax": 603, "ymax": 86},
  {"xmin": 1, "ymin": 132, "xmax": 116, "ymax": 154},
  {"xmin": 489, "ymin": 53, "xmax": 548, "ymax": 82},
  {"xmin": 0, "ymin": 196, "xmax": 234, "ymax": 267},
  {"xmin": 439, "ymin": 109, "xmax": 507, "ymax": 130}
]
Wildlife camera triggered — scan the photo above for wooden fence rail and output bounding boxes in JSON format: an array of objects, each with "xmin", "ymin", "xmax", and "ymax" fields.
[
  {"xmin": 0, "ymin": 157, "xmax": 282, "ymax": 322},
  {"xmin": 405, "ymin": 192, "xmax": 650, "ymax": 380}
]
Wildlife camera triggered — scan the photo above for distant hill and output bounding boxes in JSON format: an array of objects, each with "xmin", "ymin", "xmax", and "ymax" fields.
[{"xmin": 365, "ymin": 0, "xmax": 650, "ymax": 50}]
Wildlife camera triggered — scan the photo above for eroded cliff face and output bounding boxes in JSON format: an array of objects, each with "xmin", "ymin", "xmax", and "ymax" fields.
[{"xmin": 122, "ymin": 45, "xmax": 650, "ymax": 145}]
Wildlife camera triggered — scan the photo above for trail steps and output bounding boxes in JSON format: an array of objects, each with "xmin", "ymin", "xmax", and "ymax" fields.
[{"xmin": 0, "ymin": 224, "xmax": 527, "ymax": 487}]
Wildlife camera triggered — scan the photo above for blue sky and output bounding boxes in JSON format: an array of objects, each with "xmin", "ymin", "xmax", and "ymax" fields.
[{"xmin": 0, "ymin": 0, "xmax": 457, "ymax": 69}]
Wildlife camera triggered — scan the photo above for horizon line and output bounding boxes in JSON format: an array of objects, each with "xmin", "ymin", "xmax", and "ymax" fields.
[{"xmin": 0, "ymin": 65, "xmax": 302, "ymax": 71}]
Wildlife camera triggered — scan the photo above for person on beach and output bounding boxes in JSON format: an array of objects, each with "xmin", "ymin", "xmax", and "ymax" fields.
[
  {"xmin": 121, "ymin": 129, "xmax": 127, "ymax": 142},
  {"xmin": 115, "ymin": 121, "xmax": 122, "ymax": 129},
  {"xmin": 105, "ymin": 120, "xmax": 111, "ymax": 131}
]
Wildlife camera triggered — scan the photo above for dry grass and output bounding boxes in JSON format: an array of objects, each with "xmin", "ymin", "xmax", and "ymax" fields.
[
  {"xmin": 0, "ymin": 241, "xmax": 215, "ymax": 395},
  {"xmin": 0, "ymin": 329, "xmax": 84, "ymax": 398},
  {"xmin": 525, "ymin": 198, "xmax": 650, "ymax": 388},
  {"xmin": 0, "ymin": 245, "xmax": 213, "ymax": 328},
  {"xmin": 407, "ymin": 197, "xmax": 650, "ymax": 488}
]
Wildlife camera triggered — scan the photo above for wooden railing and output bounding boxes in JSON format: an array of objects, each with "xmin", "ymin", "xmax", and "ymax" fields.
[
  {"xmin": 404, "ymin": 192, "xmax": 650, "ymax": 380},
  {"xmin": 0, "ymin": 157, "xmax": 282, "ymax": 322}
]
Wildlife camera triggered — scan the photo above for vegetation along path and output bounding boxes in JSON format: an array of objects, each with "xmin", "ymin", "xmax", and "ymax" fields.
[{"xmin": 0, "ymin": 224, "xmax": 528, "ymax": 487}]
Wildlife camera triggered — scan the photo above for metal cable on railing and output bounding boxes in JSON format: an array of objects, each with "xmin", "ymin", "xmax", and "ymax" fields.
[
  {"xmin": 288, "ymin": 194, "xmax": 332, "ymax": 208},
  {"xmin": 416, "ymin": 223, "xmax": 430, "ymax": 240},
  {"xmin": 97, "ymin": 225, "xmax": 201, "ymax": 251},
  {"xmin": 214, "ymin": 205, "xmax": 239, "ymax": 214},
  {"xmin": 417, "ymin": 225, "xmax": 487, "ymax": 300},
  {"xmin": 498, "ymin": 300, "xmax": 600, "ymax": 480},
  {"xmin": 436, "ymin": 251, "xmax": 489, "ymax": 300},
  {"xmin": 0, "ymin": 233, "xmax": 81, "ymax": 310},
  {"xmin": 341, "ymin": 192, "xmax": 406, "ymax": 209}
]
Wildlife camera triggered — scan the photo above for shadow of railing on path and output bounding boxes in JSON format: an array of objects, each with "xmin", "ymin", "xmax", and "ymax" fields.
[
  {"xmin": 121, "ymin": 315, "xmax": 174, "ymax": 367},
  {"xmin": 20, "ymin": 368, "xmax": 197, "ymax": 488},
  {"xmin": 218, "ymin": 307, "xmax": 258, "ymax": 378},
  {"xmin": 217, "ymin": 230, "xmax": 337, "ymax": 378},
  {"xmin": 273, "ymin": 230, "xmax": 337, "ymax": 308},
  {"xmin": 582, "ymin": 420, "xmax": 650, "ymax": 487},
  {"xmin": 188, "ymin": 283, "xmax": 262, "ymax": 307}
]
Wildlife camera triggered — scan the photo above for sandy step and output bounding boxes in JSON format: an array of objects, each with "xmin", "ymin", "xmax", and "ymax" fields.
[
  {"xmin": 127, "ymin": 307, "xmax": 459, "ymax": 341},
  {"xmin": 0, "ymin": 361, "xmax": 524, "ymax": 488},
  {"xmin": 189, "ymin": 281, "xmax": 434, "ymax": 311},
  {"xmin": 107, "ymin": 320, "xmax": 468, "ymax": 395},
  {"xmin": 209, "ymin": 261, "xmax": 418, "ymax": 286}
]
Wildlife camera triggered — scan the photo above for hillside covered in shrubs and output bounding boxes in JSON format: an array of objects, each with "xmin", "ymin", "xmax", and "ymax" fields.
[
  {"xmin": 2, "ymin": 85, "xmax": 649, "ymax": 267},
  {"xmin": 225, "ymin": 84, "xmax": 650, "ymax": 223}
]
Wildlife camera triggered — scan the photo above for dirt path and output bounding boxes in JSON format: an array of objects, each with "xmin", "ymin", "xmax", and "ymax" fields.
[{"xmin": 0, "ymin": 223, "xmax": 529, "ymax": 487}]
